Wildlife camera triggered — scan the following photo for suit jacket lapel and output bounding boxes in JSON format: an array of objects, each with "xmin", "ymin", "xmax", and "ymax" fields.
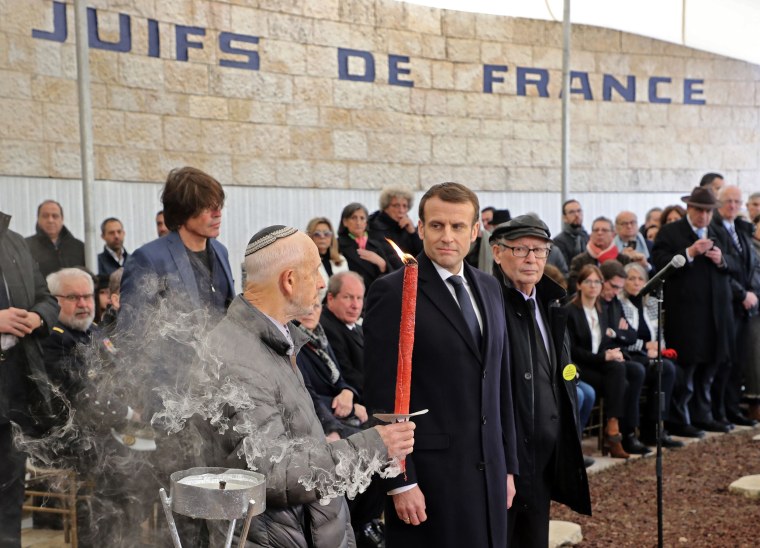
[
  {"xmin": 167, "ymin": 232, "xmax": 200, "ymax": 307},
  {"xmin": 417, "ymin": 254, "xmax": 482, "ymax": 360}
]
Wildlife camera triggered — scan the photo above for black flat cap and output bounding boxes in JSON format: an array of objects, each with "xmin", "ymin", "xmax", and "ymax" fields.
[
  {"xmin": 489, "ymin": 214, "xmax": 551, "ymax": 243},
  {"xmin": 490, "ymin": 209, "xmax": 511, "ymax": 226},
  {"xmin": 245, "ymin": 225, "xmax": 297, "ymax": 256}
]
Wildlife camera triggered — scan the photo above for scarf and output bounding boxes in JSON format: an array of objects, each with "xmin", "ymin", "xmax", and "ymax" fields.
[
  {"xmin": 586, "ymin": 240, "xmax": 619, "ymax": 263},
  {"xmin": 293, "ymin": 322, "xmax": 340, "ymax": 384},
  {"xmin": 350, "ymin": 232, "xmax": 368, "ymax": 250}
]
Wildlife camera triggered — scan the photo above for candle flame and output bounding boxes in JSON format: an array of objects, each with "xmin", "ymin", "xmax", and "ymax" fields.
[{"xmin": 386, "ymin": 238, "xmax": 417, "ymax": 265}]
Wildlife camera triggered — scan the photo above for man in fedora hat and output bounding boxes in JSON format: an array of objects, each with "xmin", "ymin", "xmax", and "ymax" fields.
[{"xmin": 651, "ymin": 186, "xmax": 734, "ymax": 437}]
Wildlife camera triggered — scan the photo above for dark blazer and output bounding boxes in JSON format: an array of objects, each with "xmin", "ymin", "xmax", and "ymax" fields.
[
  {"xmin": 97, "ymin": 246, "xmax": 129, "ymax": 276},
  {"xmin": 565, "ymin": 303, "xmax": 617, "ymax": 368},
  {"xmin": 337, "ymin": 233, "xmax": 391, "ymax": 290},
  {"xmin": 651, "ymin": 217, "xmax": 732, "ymax": 364},
  {"xmin": 364, "ymin": 253, "xmax": 518, "ymax": 548},
  {"xmin": 25, "ymin": 225, "xmax": 85, "ymax": 278},
  {"xmin": 498, "ymin": 274, "xmax": 591, "ymax": 516},
  {"xmin": 319, "ymin": 306, "xmax": 365, "ymax": 397},
  {"xmin": 120, "ymin": 230, "xmax": 234, "ymax": 320},
  {"xmin": 0, "ymin": 212, "xmax": 60, "ymax": 431},
  {"xmin": 710, "ymin": 212, "xmax": 758, "ymax": 319},
  {"xmin": 601, "ymin": 296, "xmax": 638, "ymax": 350}
]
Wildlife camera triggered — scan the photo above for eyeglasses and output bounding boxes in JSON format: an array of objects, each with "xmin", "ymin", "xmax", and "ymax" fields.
[
  {"xmin": 496, "ymin": 243, "xmax": 551, "ymax": 259},
  {"xmin": 592, "ymin": 227, "xmax": 612, "ymax": 233},
  {"xmin": 565, "ymin": 208, "xmax": 582, "ymax": 215},
  {"xmin": 311, "ymin": 230, "xmax": 332, "ymax": 238},
  {"xmin": 56, "ymin": 294, "xmax": 95, "ymax": 303},
  {"xmin": 581, "ymin": 279, "xmax": 602, "ymax": 286},
  {"xmin": 616, "ymin": 220, "xmax": 637, "ymax": 227}
]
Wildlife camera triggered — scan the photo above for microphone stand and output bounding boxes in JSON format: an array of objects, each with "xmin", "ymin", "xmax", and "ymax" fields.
[{"xmin": 653, "ymin": 283, "xmax": 665, "ymax": 548}]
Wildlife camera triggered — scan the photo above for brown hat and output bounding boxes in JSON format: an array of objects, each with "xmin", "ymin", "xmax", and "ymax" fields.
[
  {"xmin": 681, "ymin": 186, "xmax": 719, "ymax": 209},
  {"xmin": 489, "ymin": 215, "xmax": 551, "ymax": 244}
]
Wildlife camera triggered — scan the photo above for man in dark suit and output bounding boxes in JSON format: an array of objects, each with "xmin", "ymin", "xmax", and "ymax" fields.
[
  {"xmin": 320, "ymin": 271, "xmax": 366, "ymax": 397},
  {"xmin": 120, "ymin": 166, "xmax": 235, "ymax": 325},
  {"xmin": 652, "ymin": 186, "xmax": 734, "ymax": 435},
  {"xmin": 710, "ymin": 185, "xmax": 759, "ymax": 427},
  {"xmin": 490, "ymin": 215, "xmax": 591, "ymax": 547},
  {"xmin": 25, "ymin": 200, "xmax": 85, "ymax": 278},
  {"xmin": 97, "ymin": 217, "xmax": 129, "ymax": 276},
  {"xmin": 0, "ymin": 211, "xmax": 59, "ymax": 547},
  {"xmin": 364, "ymin": 182, "xmax": 518, "ymax": 548}
]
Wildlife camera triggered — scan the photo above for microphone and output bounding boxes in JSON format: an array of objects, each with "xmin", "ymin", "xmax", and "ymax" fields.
[{"xmin": 640, "ymin": 254, "xmax": 686, "ymax": 296}]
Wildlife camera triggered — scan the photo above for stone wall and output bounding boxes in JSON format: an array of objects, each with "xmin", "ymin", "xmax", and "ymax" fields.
[{"xmin": 2, "ymin": 0, "xmax": 759, "ymax": 192}]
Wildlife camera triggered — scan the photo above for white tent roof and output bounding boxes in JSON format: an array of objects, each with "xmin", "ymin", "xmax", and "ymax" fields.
[{"xmin": 400, "ymin": 0, "xmax": 760, "ymax": 66}]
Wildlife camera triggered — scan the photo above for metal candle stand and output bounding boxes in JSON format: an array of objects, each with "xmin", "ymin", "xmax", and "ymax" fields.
[{"xmin": 158, "ymin": 467, "xmax": 266, "ymax": 548}]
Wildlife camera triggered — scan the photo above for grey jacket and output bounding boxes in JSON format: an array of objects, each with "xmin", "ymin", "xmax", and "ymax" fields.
[{"xmin": 200, "ymin": 296, "xmax": 388, "ymax": 547}]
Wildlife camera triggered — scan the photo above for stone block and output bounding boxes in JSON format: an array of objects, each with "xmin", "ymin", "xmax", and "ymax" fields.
[
  {"xmin": 276, "ymin": 159, "xmax": 312, "ymax": 187},
  {"xmin": 721, "ymin": 145, "xmax": 759, "ymax": 170},
  {"xmin": 729, "ymin": 475, "xmax": 760, "ymax": 499},
  {"xmin": 432, "ymin": 135, "xmax": 467, "ymax": 164},
  {"xmin": 200, "ymin": 120, "xmax": 248, "ymax": 154},
  {"xmin": 33, "ymin": 40, "xmax": 63, "ymax": 78},
  {"xmin": 49, "ymin": 143, "xmax": 82, "ymax": 179},
  {"xmin": 0, "ymin": 70, "xmax": 31, "ymax": 99},
  {"xmin": 474, "ymin": 13, "xmax": 514, "ymax": 41},
  {"xmin": 232, "ymin": 155, "xmax": 277, "ymax": 186},
  {"xmin": 466, "ymin": 137, "xmax": 502, "ymax": 166},
  {"xmin": 375, "ymin": 0, "xmax": 404, "ymax": 28},
  {"xmin": 508, "ymin": 166, "xmax": 559, "ymax": 191},
  {"xmin": 442, "ymin": 11, "xmax": 475, "ymax": 38},
  {"xmin": 165, "ymin": 62, "xmax": 209, "ymax": 95},
  {"xmin": 264, "ymin": 39, "xmax": 307, "ymax": 75},
  {"xmin": 431, "ymin": 61, "xmax": 454, "ymax": 90},
  {"xmin": 124, "ymin": 112, "xmax": 163, "ymax": 150},
  {"xmin": 304, "ymin": 0, "xmax": 340, "ymax": 21},
  {"xmin": 549, "ymin": 520, "xmax": 582, "ymax": 547},
  {"xmin": 421, "ymin": 35, "xmax": 446, "ymax": 59},
  {"xmin": 348, "ymin": 162, "xmax": 419, "ymax": 189},
  {"xmin": 259, "ymin": 0, "xmax": 302, "ymax": 16},
  {"xmin": 339, "ymin": 0, "xmax": 375, "ymax": 26},
  {"xmin": 290, "ymin": 127, "xmax": 334, "ymax": 160},
  {"xmin": 287, "ymin": 105, "xmax": 319, "ymax": 126},
  {"xmin": 188, "ymin": 95, "xmax": 229, "ymax": 120},
  {"xmin": 502, "ymin": 96, "xmax": 536, "ymax": 121},
  {"xmin": 333, "ymin": 130, "xmax": 367, "ymax": 160},
  {"xmin": 96, "ymin": 145, "xmax": 147, "ymax": 181},
  {"xmin": 366, "ymin": 132, "xmax": 431, "ymax": 163},
  {"xmin": 229, "ymin": 6, "xmax": 269, "ymax": 36},
  {"xmin": 513, "ymin": 121, "xmax": 552, "ymax": 141},
  {"xmin": 480, "ymin": 119, "xmax": 513, "ymax": 139},
  {"xmin": 31, "ymin": 75, "xmax": 76, "ymax": 104},
  {"xmin": 452, "ymin": 64, "xmax": 482, "ymax": 92},
  {"xmin": 247, "ymin": 124, "xmax": 291, "ymax": 156},
  {"xmin": 209, "ymin": 67, "xmax": 293, "ymax": 103},
  {"xmin": 312, "ymin": 160, "xmax": 349, "ymax": 188},
  {"xmin": 502, "ymin": 140, "xmax": 533, "ymax": 167},
  {"xmin": 333, "ymin": 80, "xmax": 374, "ymax": 110},
  {"xmin": 414, "ymin": 89, "xmax": 448, "ymax": 116},
  {"xmin": 481, "ymin": 41, "xmax": 506, "ymax": 65},
  {"xmin": 268, "ymin": 13, "xmax": 313, "ymax": 43},
  {"xmin": 163, "ymin": 116, "xmax": 204, "ymax": 152},
  {"xmin": 92, "ymin": 108, "xmax": 125, "ymax": 146},
  {"xmin": 467, "ymin": 93, "xmax": 501, "ymax": 119},
  {"xmin": 312, "ymin": 20, "xmax": 352, "ymax": 47},
  {"xmin": 372, "ymin": 85, "xmax": 411, "ymax": 112},
  {"xmin": 40, "ymin": 102, "xmax": 77, "ymax": 143},
  {"xmin": 119, "ymin": 56, "xmax": 165, "ymax": 90},
  {"xmin": 108, "ymin": 87, "xmax": 145, "ymax": 112},
  {"xmin": 404, "ymin": 4, "xmax": 441, "ymax": 35},
  {"xmin": 447, "ymin": 38, "xmax": 481, "ymax": 63},
  {"xmin": 305, "ymin": 45, "xmax": 336, "ymax": 77},
  {"xmin": 385, "ymin": 29, "xmax": 423, "ymax": 57},
  {"xmin": 0, "ymin": 139, "xmax": 49, "ymax": 176}
]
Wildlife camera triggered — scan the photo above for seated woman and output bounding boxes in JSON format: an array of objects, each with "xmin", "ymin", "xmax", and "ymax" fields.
[
  {"xmin": 565, "ymin": 264, "xmax": 646, "ymax": 458},
  {"xmin": 293, "ymin": 302, "xmax": 368, "ymax": 439},
  {"xmin": 618, "ymin": 263, "xmax": 684, "ymax": 448},
  {"xmin": 337, "ymin": 203, "xmax": 391, "ymax": 290},
  {"xmin": 306, "ymin": 217, "xmax": 348, "ymax": 302}
]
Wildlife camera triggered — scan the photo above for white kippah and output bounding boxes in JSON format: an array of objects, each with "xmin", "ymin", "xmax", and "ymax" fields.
[{"xmin": 245, "ymin": 225, "xmax": 297, "ymax": 256}]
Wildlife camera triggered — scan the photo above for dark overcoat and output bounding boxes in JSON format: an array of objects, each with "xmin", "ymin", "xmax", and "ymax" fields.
[
  {"xmin": 364, "ymin": 253, "xmax": 518, "ymax": 548},
  {"xmin": 651, "ymin": 217, "xmax": 733, "ymax": 364},
  {"xmin": 710, "ymin": 212, "xmax": 758, "ymax": 319},
  {"xmin": 498, "ymin": 274, "xmax": 591, "ymax": 516},
  {"xmin": 25, "ymin": 225, "xmax": 85, "ymax": 278},
  {"xmin": 320, "ymin": 306, "xmax": 365, "ymax": 397}
]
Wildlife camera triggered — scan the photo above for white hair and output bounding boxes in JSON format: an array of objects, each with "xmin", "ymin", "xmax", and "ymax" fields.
[
  {"xmin": 244, "ymin": 234, "xmax": 306, "ymax": 287},
  {"xmin": 46, "ymin": 268, "xmax": 94, "ymax": 296}
]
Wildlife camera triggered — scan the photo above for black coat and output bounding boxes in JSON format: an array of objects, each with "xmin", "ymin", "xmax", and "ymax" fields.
[
  {"xmin": 337, "ymin": 233, "xmax": 390, "ymax": 290},
  {"xmin": 565, "ymin": 303, "xmax": 617, "ymax": 368},
  {"xmin": 97, "ymin": 246, "xmax": 129, "ymax": 276},
  {"xmin": 498, "ymin": 274, "xmax": 591, "ymax": 516},
  {"xmin": 601, "ymin": 297, "xmax": 638, "ymax": 350},
  {"xmin": 25, "ymin": 225, "xmax": 85, "ymax": 278},
  {"xmin": 364, "ymin": 253, "xmax": 518, "ymax": 548},
  {"xmin": 710, "ymin": 212, "xmax": 758, "ymax": 319},
  {"xmin": 651, "ymin": 217, "xmax": 733, "ymax": 364},
  {"xmin": 0, "ymin": 212, "xmax": 60, "ymax": 431},
  {"xmin": 368, "ymin": 210, "xmax": 423, "ymax": 270},
  {"xmin": 319, "ymin": 306, "xmax": 365, "ymax": 397},
  {"xmin": 553, "ymin": 224, "xmax": 589, "ymax": 267}
]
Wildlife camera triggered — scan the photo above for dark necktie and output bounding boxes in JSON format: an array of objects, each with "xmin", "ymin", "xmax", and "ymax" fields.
[
  {"xmin": 447, "ymin": 275, "xmax": 482, "ymax": 349},
  {"xmin": 728, "ymin": 224, "xmax": 743, "ymax": 253}
]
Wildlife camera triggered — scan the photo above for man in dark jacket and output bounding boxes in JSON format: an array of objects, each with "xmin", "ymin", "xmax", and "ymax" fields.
[
  {"xmin": 26, "ymin": 200, "xmax": 85, "ymax": 277},
  {"xmin": 652, "ymin": 186, "xmax": 734, "ymax": 435},
  {"xmin": 553, "ymin": 199, "xmax": 589, "ymax": 267},
  {"xmin": 0, "ymin": 211, "xmax": 59, "ymax": 547},
  {"xmin": 97, "ymin": 217, "xmax": 129, "ymax": 276},
  {"xmin": 490, "ymin": 215, "xmax": 591, "ymax": 548}
]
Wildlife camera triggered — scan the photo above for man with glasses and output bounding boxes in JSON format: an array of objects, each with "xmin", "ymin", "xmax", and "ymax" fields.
[
  {"xmin": 553, "ymin": 199, "xmax": 589, "ymax": 267},
  {"xmin": 491, "ymin": 215, "xmax": 590, "ymax": 547},
  {"xmin": 613, "ymin": 211, "xmax": 653, "ymax": 272},
  {"xmin": 568, "ymin": 217, "xmax": 634, "ymax": 294}
]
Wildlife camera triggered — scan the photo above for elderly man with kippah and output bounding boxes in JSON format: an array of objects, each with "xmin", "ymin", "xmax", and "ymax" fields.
[
  {"xmin": 490, "ymin": 215, "xmax": 591, "ymax": 548},
  {"xmin": 198, "ymin": 226, "xmax": 415, "ymax": 547}
]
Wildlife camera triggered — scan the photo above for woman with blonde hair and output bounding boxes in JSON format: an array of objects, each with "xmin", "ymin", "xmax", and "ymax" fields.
[{"xmin": 306, "ymin": 217, "xmax": 348, "ymax": 301}]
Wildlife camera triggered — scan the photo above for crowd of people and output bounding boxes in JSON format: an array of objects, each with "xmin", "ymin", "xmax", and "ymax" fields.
[{"xmin": 1, "ymin": 167, "xmax": 758, "ymax": 548}]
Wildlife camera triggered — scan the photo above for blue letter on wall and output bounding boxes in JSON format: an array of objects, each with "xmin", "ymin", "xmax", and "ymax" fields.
[
  {"xmin": 483, "ymin": 65, "xmax": 508, "ymax": 93},
  {"xmin": 32, "ymin": 1, "xmax": 67, "ymax": 43},
  {"xmin": 570, "ymin": 71, "xmax": 593, "ymax": 100},
  {"xmin": 219, "ymin": 33, "xmax": 260, "ymax": 70},
  {"xmin": 684, "ymin": 79, "xmax": 706, "ymax": 105},
  {"xmin": 176, "ymin": 26, "xmax": 205, "ymax": 62},
  {"xmin": 602, "ymin": 74, "xmax": 636, "ymax": 102},
  {"xmin": 516, "ymin": 67, "xmax": 549, "ymax": 97},
  {"xmin": 88, "ymin": 8, "xmax": 131, "ymax": 52},
  {"xmin": 148, "ymin": 19, "xmax": 160, "ymax": 57},
  {"xmin": 388, "ymin": 54, "xmax": 413, "ymax": 87},
  {"xmin": 648, "ymin": 77, "xmax": 672, "ymax": 104},
  {"xmin": 338, "ymin": 48, "xmax": 375, "ymax": 82}
]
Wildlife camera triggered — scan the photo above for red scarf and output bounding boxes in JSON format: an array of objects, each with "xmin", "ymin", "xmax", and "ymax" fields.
[
  {"xmin": 352, "ymin": 233, "xmax": 368, "ymax": 250},
  {"xmin": 586, "ymin": 241, "xmax": 619, "ymax": 263}
]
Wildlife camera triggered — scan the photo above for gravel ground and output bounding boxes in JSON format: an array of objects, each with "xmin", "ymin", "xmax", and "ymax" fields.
[{"xmin": 551, "ymin": 428, "xmax": 760, "ymax": 547}]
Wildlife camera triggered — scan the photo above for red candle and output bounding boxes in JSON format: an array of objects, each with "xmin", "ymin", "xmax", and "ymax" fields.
[{"xmin": 394, "ymin": 256, "xmax": 417, "ymax": 415}]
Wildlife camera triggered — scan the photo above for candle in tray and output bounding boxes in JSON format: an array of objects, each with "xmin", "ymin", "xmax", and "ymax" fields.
[
  {"xmin": 386, "ymin": 239, "xmax": 418, "ymax": 416},
  {"xmin": 177, "ymin": 473, "xmax": 254, "ymax": 491}
]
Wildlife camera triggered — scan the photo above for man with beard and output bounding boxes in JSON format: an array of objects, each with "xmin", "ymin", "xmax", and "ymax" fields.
[
  {"xmin": 553, "ymin": 200, "xmax": 589, "ymax": 267},
  {"xmin": 97, "ymin": 217, "xmax": 129, "ymax": 276}
]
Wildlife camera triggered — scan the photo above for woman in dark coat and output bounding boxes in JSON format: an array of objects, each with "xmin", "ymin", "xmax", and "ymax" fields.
[
  {"xmin": 565, "ymin": 264, "xmax": 646, "ymax": 457},
  {"xmin": 337, "ymin": 203, "xmax": 391, "ymax": 291}
]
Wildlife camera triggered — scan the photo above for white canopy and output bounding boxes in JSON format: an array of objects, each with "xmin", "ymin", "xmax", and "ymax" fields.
[{"xmin": 400, "ymin": 0, "xmax": 760, "ymax": 66}]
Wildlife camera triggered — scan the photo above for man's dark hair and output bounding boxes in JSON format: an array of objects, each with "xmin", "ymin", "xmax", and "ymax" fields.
[
  {"xmin": 161, "ymin": 167, "xmax": 225, "ymax": 231},
  {"xmin": 100, "ymin": 217, "xmax": 122, "ymax": 235},
  {"xmin": 562, "ymin": 199, "xmax": 580, "ymax": 216},
  {"xmin": 481, "ymin": 206, "xmax": 496, "ymax": 215},
  {"xmin": 418, "ymin": 182, "xmax": 479, "ymax": 224},
  {"xmin": 600, "ymin": 260, "xmax": 626, "ymax": 281},
  {"xmin": 37, "ymin": 199, "xmax": 63, "ymax": 218},
  {"xmin": 156, "ymin": 210, "xmax": 163, "ymax": 217},
  {"xmin": 699, "ymin": 172, "xmax": 724, "ymax": 187},
  {"xmin": 591, "ymin": 216, "xmax": 614, "ymax": 231}
]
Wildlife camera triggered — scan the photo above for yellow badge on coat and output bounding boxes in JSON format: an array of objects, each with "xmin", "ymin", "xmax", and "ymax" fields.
[{"xmin": 562, "ymin": 363, "xmax": 577, "ymax": 381}]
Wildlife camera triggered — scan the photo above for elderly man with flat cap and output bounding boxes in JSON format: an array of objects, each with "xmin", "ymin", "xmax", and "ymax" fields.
[
  {"xmin": 490, "ymin": 215, "xmax": 591, "ymax": 548},
  {"xmin": 652, "ymin": 186, "xmax": 733, "ymax": 437},
  {"xmin": 198, "ymin": 226, "xmax": 415, "ymax": 547}
]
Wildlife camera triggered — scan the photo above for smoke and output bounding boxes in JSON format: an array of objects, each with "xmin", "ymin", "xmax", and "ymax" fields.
[{"xmin": 14, "ymin": 271, "xmax": 398, "ymax": 544}]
